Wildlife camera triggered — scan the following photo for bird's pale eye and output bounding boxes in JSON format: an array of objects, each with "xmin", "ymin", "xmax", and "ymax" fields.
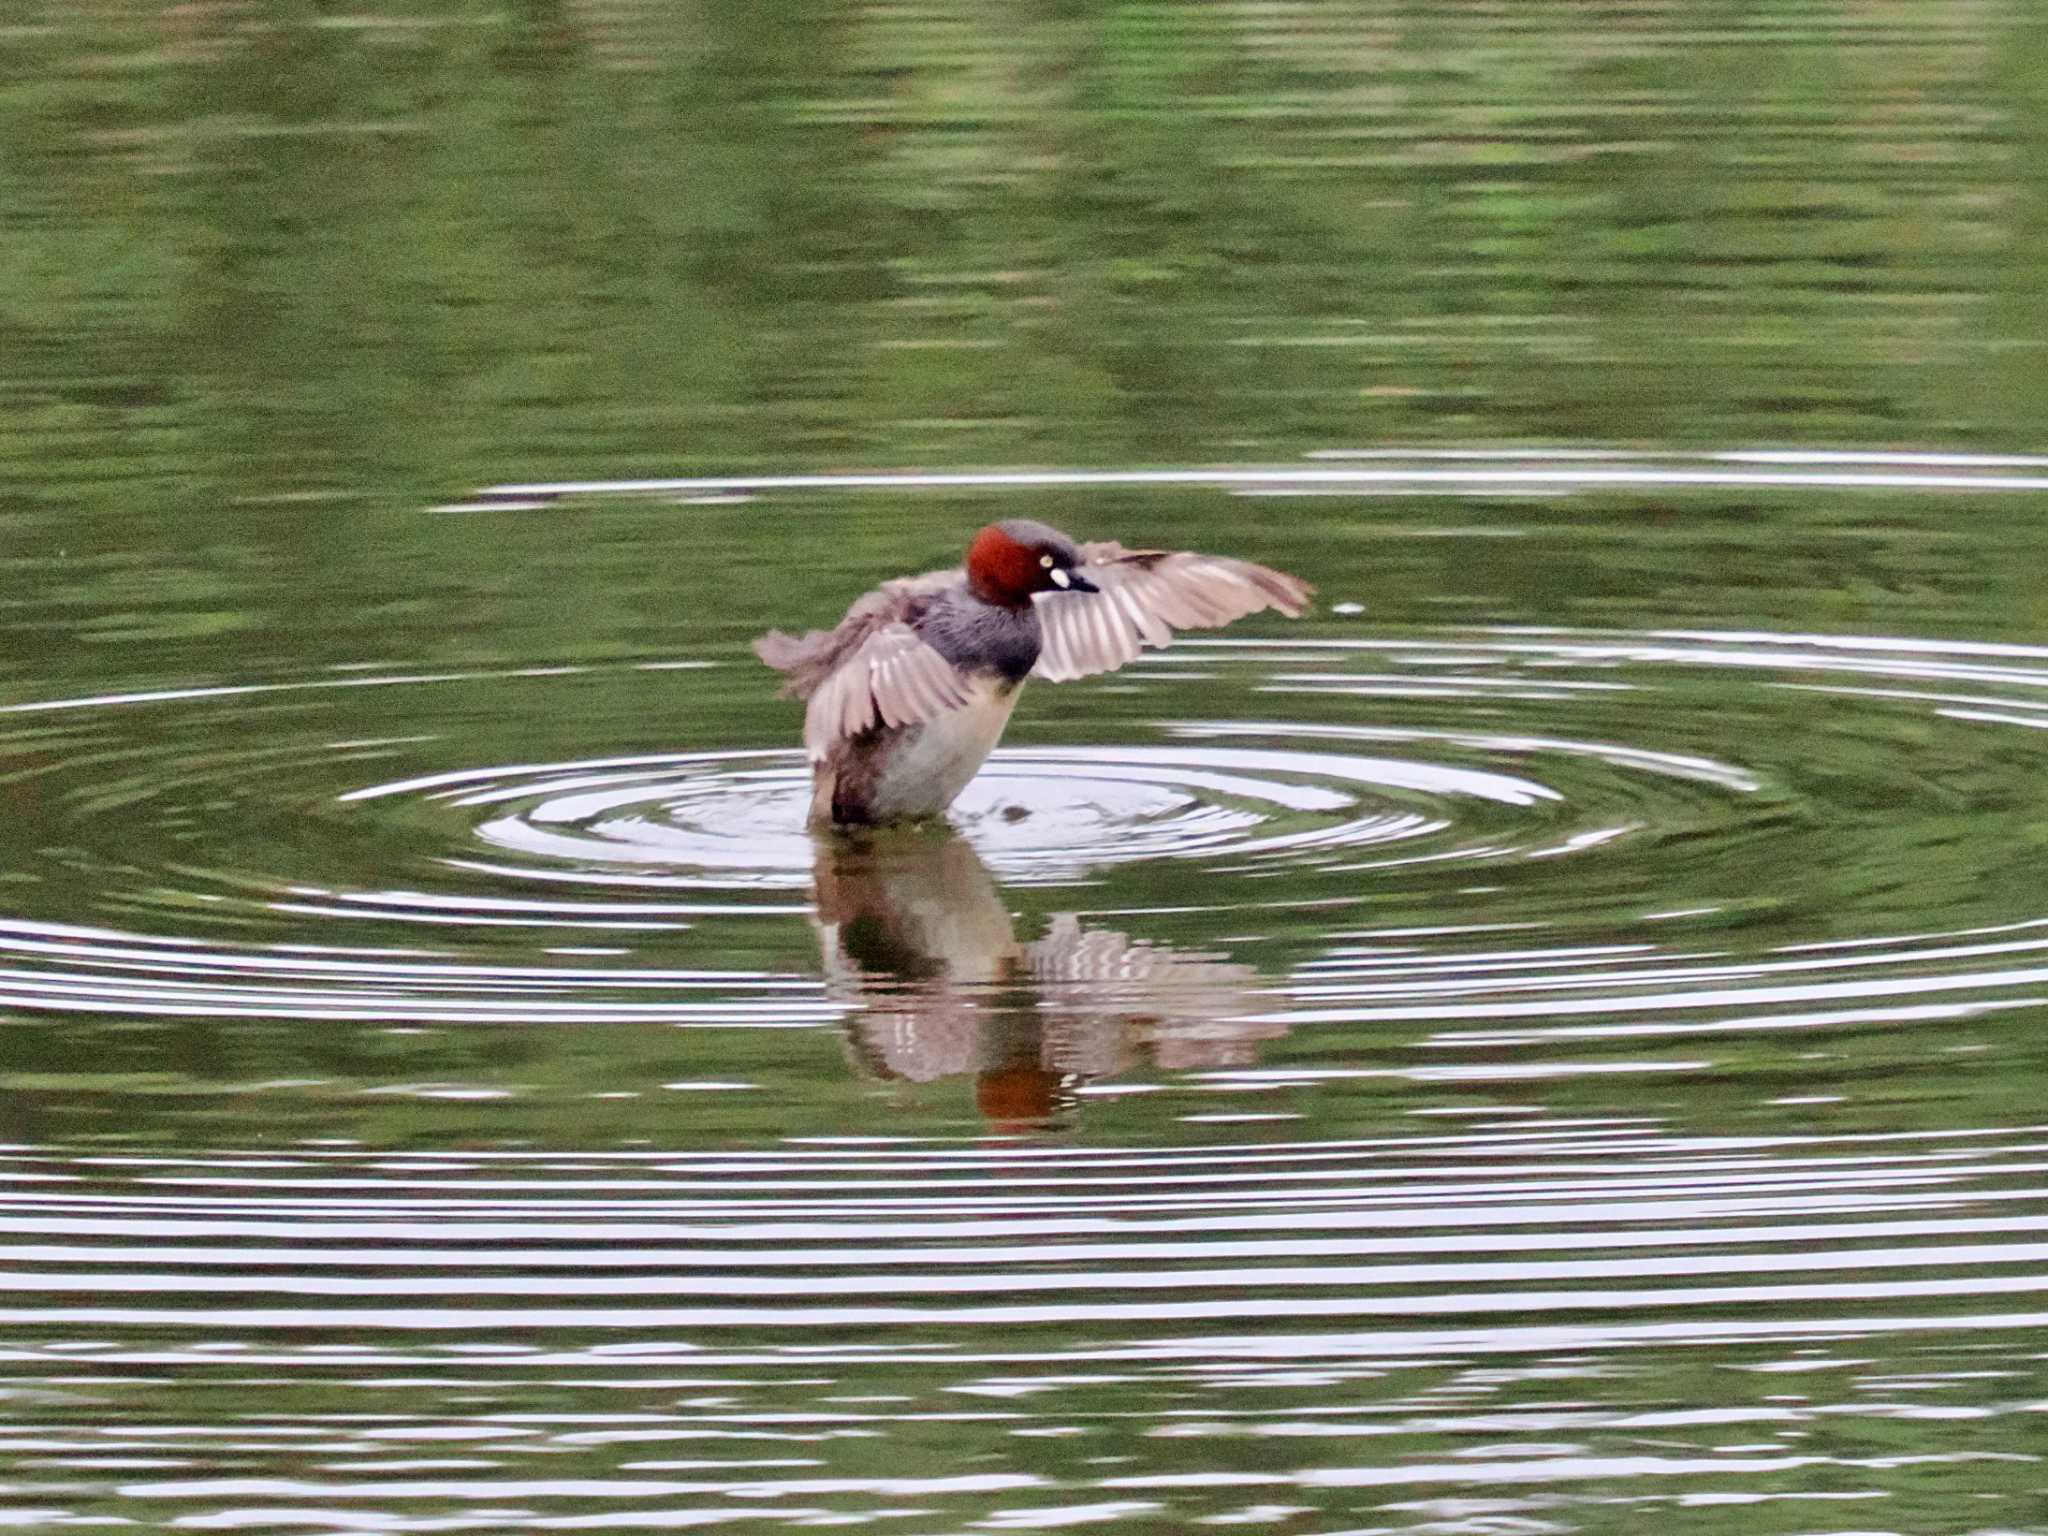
[{"xmin": 1039, "ymin": 554, "xmax": 1054, "ymax": 569}]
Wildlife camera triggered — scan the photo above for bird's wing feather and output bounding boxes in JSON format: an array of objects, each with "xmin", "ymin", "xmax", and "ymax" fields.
[
  {"xmin": 800, "ymin": 621, "xmax": 976, "ymax": 762},
  {"xmin": 1032, "ymin": 542, "xmax": 1312, "ymax": 683},
  {"xmin": 753, "ymin": 567, "xmax": 960, "ymax": 700}
]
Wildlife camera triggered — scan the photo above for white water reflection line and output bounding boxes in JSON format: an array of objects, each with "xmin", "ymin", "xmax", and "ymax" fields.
[
  {"xmin": 11, "ymin": 1237, "xmax": 2048, "ymax": 1298},
  {"xmin": 17, "ymin": 1268, "xmax": 2048, "ymax": 1328},
  {"xmin": 0, "ymin": 1187, "xmax": 2016, "ymax": 1241},
  {"xmin": 19, "ymin": 1211, "xmax": 2048, "ymax": 1268},
  {"xmin": 9, "ymin": 1306, "xmax": 2048, "ymax": 1368},
  {"xmin": 122, "ymin": 1471, "xmax": 1046, "ymax": 1499},
  {"xmin": 0, "ymin": 664, "xmax": 602, "ymax": 716},
  {"xmin": 468, "ymin": 456, "xmax": 2048, "ymax": 505},
  {"xmin": 1193, "ymin": 717, "xmax": 1762, "ymax": 793},
  {"xmin": 1100, "ymin": 1451, "xmax": 2000, "ymax": 1491}
]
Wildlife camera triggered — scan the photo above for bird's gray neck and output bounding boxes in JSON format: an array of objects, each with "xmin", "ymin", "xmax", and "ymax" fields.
[{"xmin": 921, "ymin": 591, "xmax": 1041, "ymax": 683}]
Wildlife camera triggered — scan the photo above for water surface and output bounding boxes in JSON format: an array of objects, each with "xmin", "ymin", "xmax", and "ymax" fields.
[
  {"xmin": 7, "ymin": 3, "xmax": 2048, "ymax": 1530},
  {"xmin": 6, "ymin": 459, "xmax": 2048, "ymax": 1532}
]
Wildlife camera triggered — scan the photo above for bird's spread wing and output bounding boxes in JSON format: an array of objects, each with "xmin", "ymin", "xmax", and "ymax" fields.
[
  {"xmin": 1032, "ymin": 543, "xmax": 1313, "ymax": 683},
  {"xmin": 799, "ymin": 621, "xmax": 975, "ymax": 762}
]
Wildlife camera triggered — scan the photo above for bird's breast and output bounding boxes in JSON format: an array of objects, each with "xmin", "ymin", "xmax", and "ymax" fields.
[{"xmin": 841, "ymin": 675, "xmax": 1022, "ymax": 823}]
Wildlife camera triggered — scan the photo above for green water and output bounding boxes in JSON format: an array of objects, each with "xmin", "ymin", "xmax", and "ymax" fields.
[
  {"xmin": 4, "ymin": 4, "xmax": 2048, "ymax": 1533},
  {"xmin": 8, "ymin": 0, "xmax": 2048, "ymax": 505}
]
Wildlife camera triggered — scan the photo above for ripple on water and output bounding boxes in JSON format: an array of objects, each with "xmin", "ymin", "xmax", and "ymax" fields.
[
  {"xmin": 2, "ymin": 1123, "xmax": 2046, "ymax": 1525},
  {"xmin": 1, "ymin": 627, "xmax": 2040, "ymax": 1037},
  {"xmin": 4, "ymin": 624, "xmax": 2048, "ymax": 1525}
]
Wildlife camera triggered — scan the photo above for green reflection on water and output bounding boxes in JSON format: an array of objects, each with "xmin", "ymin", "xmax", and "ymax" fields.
[{"xmin": 3, "ymin": 0, "xmax": 2046, "ymax": 512}]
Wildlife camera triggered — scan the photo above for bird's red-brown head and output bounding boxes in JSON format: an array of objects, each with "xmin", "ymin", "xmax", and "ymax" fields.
[{"xmin": 965, "ymin": 520, "xmax": 1099, "ymax": 608}]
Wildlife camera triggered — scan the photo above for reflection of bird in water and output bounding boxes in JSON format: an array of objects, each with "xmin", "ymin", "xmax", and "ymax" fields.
[
  {"xmin": 757, "ymin": 520, "xmax": 1311, "ymax": 827},
  {"xmin": 812, "ymin": 828, "xmax": 1281, "ymax": 1128}
]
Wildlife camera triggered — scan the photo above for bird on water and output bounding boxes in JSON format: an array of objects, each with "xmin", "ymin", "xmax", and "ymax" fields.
[{"xmin": 754, "ymin": 519, "xmax": 1312, "ymax": 827}]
